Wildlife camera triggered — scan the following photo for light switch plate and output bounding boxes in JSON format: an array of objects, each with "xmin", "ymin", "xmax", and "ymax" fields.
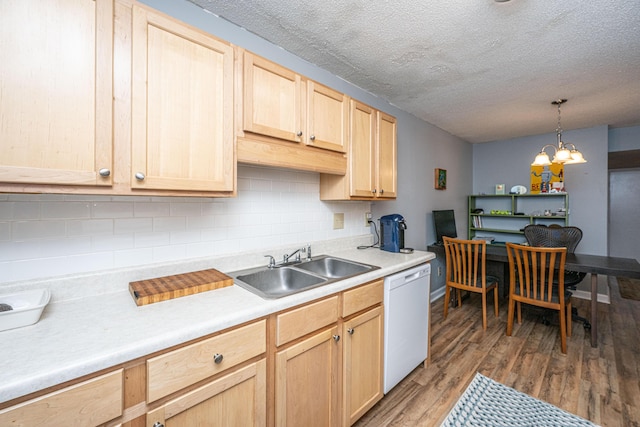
[{"xmin": 333, "ymin": 213, "xmax": 344, "ymax": 229}]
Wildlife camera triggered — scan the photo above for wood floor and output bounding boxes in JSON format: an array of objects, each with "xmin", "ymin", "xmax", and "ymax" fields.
[{"xmin": 355, "ymin": 277, "xmax": 640, "ymax": 426}]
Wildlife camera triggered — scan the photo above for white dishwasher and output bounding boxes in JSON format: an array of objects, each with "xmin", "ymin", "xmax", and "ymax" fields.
[{"xmin": 383, "ymin": 262, "xmax": 431, "ymax": 394}]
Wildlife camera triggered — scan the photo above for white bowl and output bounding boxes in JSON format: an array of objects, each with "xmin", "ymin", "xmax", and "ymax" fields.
[{"xmin": 0, "ymin": 289, "xmax": 51, "ymax": 332}]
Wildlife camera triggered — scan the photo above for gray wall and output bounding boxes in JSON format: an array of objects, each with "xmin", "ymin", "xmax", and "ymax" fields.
[{"xmin": 472, "ymin": 125, "xmax": 609, "ymax": 256}]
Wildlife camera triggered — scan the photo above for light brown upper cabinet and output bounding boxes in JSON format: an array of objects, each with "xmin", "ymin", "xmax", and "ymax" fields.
[
  {"xmin": 242, "ymin": 52, "xmax": 347, "ymax": 153},
  {"xmin": 376, "ymin": 111, "xmax": 398, "ymax": 199},
  {"xmin": 0, "ymin": 0, "xmax": 114, "ymax": 187},
  {"xmin": 131, "ymin": 4, "xmax": 235, "ymax": 192},
  {"xmin": 306, "ymin": 81, "xmax": 349, "ymax": 153},
  {"xmin": 320, "ymin": 101, "xmax": 397, "ymax": 200},
  {"xmin": 237, "ymin": 50, "xmax": 348, "ymax": 175}
]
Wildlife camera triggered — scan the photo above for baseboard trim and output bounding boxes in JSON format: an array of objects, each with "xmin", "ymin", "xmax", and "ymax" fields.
[
  {"xmin": 431, "ymin": 286, "xmax": 446, "ymax": 302},
  {"xmin": 572, "ymin": 289, "xmax": 610, "ymax": 304}
]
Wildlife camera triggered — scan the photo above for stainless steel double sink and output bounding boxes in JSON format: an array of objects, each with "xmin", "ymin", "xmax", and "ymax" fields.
[{"xmin": 229, "ymin": 255, "xmax": 379, "ymax": 299}]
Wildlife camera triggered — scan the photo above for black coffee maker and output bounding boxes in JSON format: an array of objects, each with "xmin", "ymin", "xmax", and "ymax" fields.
[{"xmin": 379, "ymin": 214, "xmax": 406, "ymax": 253}]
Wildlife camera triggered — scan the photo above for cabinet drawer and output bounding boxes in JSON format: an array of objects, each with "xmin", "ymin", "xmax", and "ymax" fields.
[
  {"xmin": 147, "ymin": 320, "xmax": 266, "ymax": 402},
  {"xmin": 342, "ymin": 279, "xmax": 383, "ymax": 318},
  {"xmin": 0, "ymin": 370, "xmax": 123, "ymax": 427},
  {"xmin": 276, "ymin": 296, "xmax": 339, "ymax": 346}
]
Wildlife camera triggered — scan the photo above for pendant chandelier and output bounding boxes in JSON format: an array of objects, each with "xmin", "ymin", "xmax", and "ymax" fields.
[{"xmin": 531, "ymin": 99, "xmax": 587, "ymax": 166}]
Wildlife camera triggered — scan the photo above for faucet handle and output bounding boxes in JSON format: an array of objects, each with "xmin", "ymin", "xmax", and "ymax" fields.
[
  {"xmin": 305, "ymin": 244, "xmax": 312, "ymax": 260},
  {"xmin": 264, "ymin": 255, "xmax": 276, "ymax": 269}
]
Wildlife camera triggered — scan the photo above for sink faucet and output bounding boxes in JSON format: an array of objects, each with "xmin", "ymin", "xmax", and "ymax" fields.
[{"xmin": 283, "ymin": 248, "xmax": 303, "ymax": 264}]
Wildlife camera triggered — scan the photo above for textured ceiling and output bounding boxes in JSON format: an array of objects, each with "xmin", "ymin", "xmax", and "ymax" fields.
[{"xmin": 188, "ymin": 0, "xmax": 640, "ymax": 143}]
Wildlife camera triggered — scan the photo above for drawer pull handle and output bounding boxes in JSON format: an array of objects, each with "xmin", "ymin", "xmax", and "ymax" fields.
[
  {"xmin": 310, "ymin": 135, "xmax": 316, "ymax": 141},
  {"xmin": 333, "ymin": 335, "xmax": 340, "ymax": 342},
  {"xmin": 98, "ymin": 168, "xmax": 111, "ymax": 177},
  {"xmin": 153, "ymin": 422, "xmax": 164, "ymax": 427},
  {"xmin": 348, "ymin": 328, "xmax": 355, "ymax": 335},
  {"xmin": 135, "ymin": 172, "xmax": 145, "ymax": 181},
  {"xmin": 296, "ymin": 131, "xmax": 303, "ymax": 137},
  {"xmin": 213, "ymin": 353, "xmax": 224, "ymax": 364}
]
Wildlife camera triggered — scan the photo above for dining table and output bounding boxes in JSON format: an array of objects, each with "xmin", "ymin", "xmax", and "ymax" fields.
[{"xmin": 428, "ymin": 243, "xmax": 640, "ymax": 347}]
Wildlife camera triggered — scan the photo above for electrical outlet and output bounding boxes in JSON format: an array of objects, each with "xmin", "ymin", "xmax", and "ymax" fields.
[
  {"xmin": 364, "ymin": 212, "xmax": 372, "ymax": 226},
  {"xmin": 333, "ymin": 213, "xmax": 344, "ymax": 229}
]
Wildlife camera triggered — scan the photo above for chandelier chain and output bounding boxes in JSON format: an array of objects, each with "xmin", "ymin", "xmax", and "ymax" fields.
[{"xmin": 556, "ymin": 102, "xmax": 563, "ymax": 135}]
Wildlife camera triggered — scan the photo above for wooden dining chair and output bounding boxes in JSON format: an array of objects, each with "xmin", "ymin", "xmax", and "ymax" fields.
[
  {"xmin": 442, "ymin": 236, "xmax": 499, "ymax": 330},
  {"xmin": 505, "ymin": 242, "xmax": 572, "ymax": 353}
]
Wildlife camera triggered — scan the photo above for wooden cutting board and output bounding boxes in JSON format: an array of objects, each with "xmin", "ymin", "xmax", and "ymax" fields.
[{"xmin": 129, "ymin": 268, "xmax": 233, "ymax": 306}]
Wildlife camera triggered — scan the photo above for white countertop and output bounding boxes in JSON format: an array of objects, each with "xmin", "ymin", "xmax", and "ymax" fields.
[{"xmin": 0, "ymin": 244, "xmax": 434, "ymax": 403}]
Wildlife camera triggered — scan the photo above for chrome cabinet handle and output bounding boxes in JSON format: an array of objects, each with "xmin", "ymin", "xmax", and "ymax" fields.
[
  {"xmin": 135, "ymin": 172, "xmax": 145, "ymax": 181},
  {"xmin": 372, "ymin": 189, "xmax": 377, "ymax": 194},
  {"xmin": 153, "ymin": 422, "xmax": 164, "ymax": 427},
  {"xmin": 296, "ymin": 131, "xmax": 303, "ymax": 137},
  {"xmin": 310, "ymin": 135, "xmax": 316, "ymax": 141},
  {"xmin": 333, "ymin": 335, "xmax": 340, "ymax": 342},
  {"xmin": 213, "ymin": 353, "xmax": 224, "ymax": 364},
  {"xmin": 347, "ymin": 328, "xmax": 355, "ymax": 335},
  {"xmin": 98, "ymin": 168, "xmax": 111, "ymax": 177},
  {"xmin": 380, "ymin": 189, "xmax": 384, "ymax": 195}
]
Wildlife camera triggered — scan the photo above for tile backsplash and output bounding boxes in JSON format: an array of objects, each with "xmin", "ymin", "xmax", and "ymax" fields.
[{"xmin": 0, "ymin": 165, "xmax": 372, "ymax": 284}]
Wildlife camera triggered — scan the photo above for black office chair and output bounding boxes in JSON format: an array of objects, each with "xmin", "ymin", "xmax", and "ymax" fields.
[{"xmin": 523, "ymin": 224, "xmax": 591, "ymax": 330}]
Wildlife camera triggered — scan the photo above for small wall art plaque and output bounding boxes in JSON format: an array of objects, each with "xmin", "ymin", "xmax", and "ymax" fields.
[{"xmin": 435, "ymin": 168, "xmax": 447, "ymax": 190}]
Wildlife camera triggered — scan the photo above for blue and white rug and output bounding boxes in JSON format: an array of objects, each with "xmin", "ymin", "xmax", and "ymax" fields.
[{"xmin": 441, "ymin": 373, "xmax": 598, "ymax": 427}]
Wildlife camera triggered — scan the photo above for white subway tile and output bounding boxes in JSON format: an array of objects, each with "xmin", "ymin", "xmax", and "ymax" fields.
[
  {"xmin": 11, "ymin": 202, "xmax": 41, "ymax": 220},
  {"xmin": 12, "ymin": 220, "xmax": 66, "ymax": 241},
  {"xmin": 0, "ymin": 222, "xmax": 10, "ymax": 241},
  {"xmin": 153, "ymin": 244, "xmax": 187, "ymax": 263},
  {"xmin": 134, "ymin": 202, "xmax": 170, "ymax": 217},
  {"xmin": 114, "ymin": 248, "xmax": 154, "ymax": 268},
  {"xmin": 153, "ymin": 217, "xmax": 186, "ymax": 232},
  {"xmin": 91, "ymin": 202, "xmax": 135, "ymax": 218},
  {"xmin": 92, "ymin": 234, "xmax": 135, "ymax": 252},
  {"xmin": 170, "ymin": 202, "xmax": 202, "ymax": 217},
  {"xmin": 43, "ymin": 202, "xmax": 91, "ymax": 219},
  {"xmin": 114, "ymin": 218, "xmax": 153, "ymax": 234},
  {"xmin": 67, "ymin": 219, "xmax": 114, "ymax": 236},
  {"xmin": 170, "ymin": 230, "xmax": 201, "ymax": 245},
  {"xmin": 135, "ymin": 231, "xmax": 171, "ymax": 248}
]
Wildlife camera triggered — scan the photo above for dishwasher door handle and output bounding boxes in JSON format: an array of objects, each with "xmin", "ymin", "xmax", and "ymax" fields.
[{"xmin": 404, "ymin": 271, "xmax": 422, "ymax": 281}]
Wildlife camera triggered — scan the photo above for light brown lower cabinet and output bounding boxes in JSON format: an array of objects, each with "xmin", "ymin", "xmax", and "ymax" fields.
[
  {"xmin": 146, "ymin": 359, "xmax": 266, "ymax": 427},
  {"xmin": 273, "ymin": 279, "xmax": 384, "ymax": 427},
  {"xmin": 343, "ymin": 306, "xmax": 384, "ymax": 426},
  {"xmin": 275, "ymin": 326, "xmax": 341, "ymax": 426}
]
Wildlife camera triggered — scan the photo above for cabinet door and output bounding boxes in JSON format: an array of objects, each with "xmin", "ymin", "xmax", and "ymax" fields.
[
  {"xmin": 275, "ymin": 327, "xmax": 340, "ymax": 427},
  {"xmin": 376, "ymin": 112, "xmax": 397, "ymax": 199},
  {"xmin": 343, "ymin": 306, "xmax": 384, "ymax": 426},
  {"xmin": 131, "ymin": 5, "xmax": 234, "ymax": 192},
  {"xmin": 307, "ymin": 81, "xmax": 348, "ymax": 153},
  {"xmin": 146, "ymin": 360, "xmax": 266, "ymax": 427},
  {"xmin": 349, "ymin": 100, "xmax": 376, "ymax": 197},
  {"xmin": 0, "ymin": 0, "xmax": 113, "ymax": 186},
  {"xmin": 243, "ymin": 52, "xmax": 303, "ymax": 142}
]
